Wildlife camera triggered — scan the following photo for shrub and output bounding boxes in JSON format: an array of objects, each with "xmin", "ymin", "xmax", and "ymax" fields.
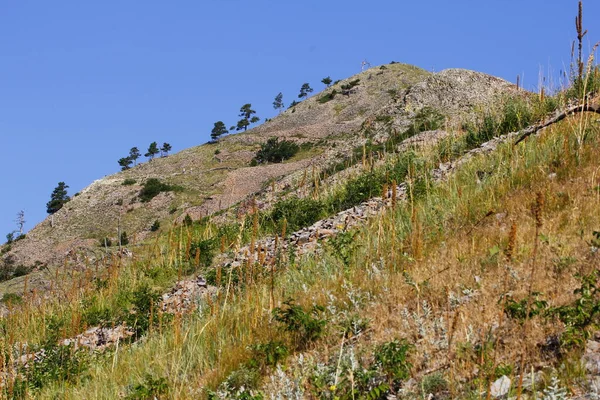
[
  {"xmin": 249, "ymin": 341, "xmax": 289, "ymax": 371},
  {"xmin": 150, "ymin": 220, "xmax": 160, "ymax": 232},
  {"xmin": 407, "ymin": 106, "xmax": 445, "ymax": 136},
  {"xmin": 318, "ymin": 90, "xmax": 338, "ymax": 103},
  {"xmin": 1, "ymin": 293, "xmax": 23, "ymax": 305},
  {"xmin": 374, "ymin": 339, "xmax": 413, "ymax": 383},
  {"xmin": 99, "ymin": 237, "xmax": 112, "ymax": 247},
  {"xmin": 120, "ymin": 231, "xmax": 129, "ymax": 246},
  {"xmin": 273, "ymin": 298, "xmax": 326, "ymax": 349},
  {"xmin": 122, "ymin": 179, "xmax": 137, "ymax": 186},
  {"xmin": 125, "ymin": 284, "xmax": 161, "ymax": 338},
  {"xmin": 139, "ymin": 178, "xmax": 180, "ymax": 203},
  {"xmin": 183, "ymin": 214, "xmax": 193, "ymax": 226},
  {"xmin": 270, "ymin": 196, "xmax": 325, "ymax": 232},
  {"xmin": 188, "ymin": 238, "xmax": 216, "ymax": 268},
  {"xmin": 252, "ymin": 138, "xmax": 299, "ymax": 165},
  {"xmin": 125, "ymin": 374, "xmax": 169, "ymax": 400}
]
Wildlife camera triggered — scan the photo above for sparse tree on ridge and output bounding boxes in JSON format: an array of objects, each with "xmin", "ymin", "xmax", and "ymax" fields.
[
  {"xmin": 321, "ymin": 76, "xmax": 332, "ymax": 87},
  {"xmin": 129, "ymin": 147, "xmax": 141, "ymax": 166},
  {"xmin": 236, "ymin": 104, "xmax": 260, "ymax": 131},
  {"xmin": 273, "ymin": 92, "xmax": 284, "ymax": 113},
  {"xmin": 118, "ymin": 157, "xmax": 133, "ymax": 170},
  {"xmin": 161, "ymin": 142, "xmax": 172, "ymax": 157},
  {"xmin": 145, "ymin": 142, "xmax": 160, "ymax": 160},
  {"xmin": 211, "ymin": 121, "xmax": 228, "ymax": 141},
  {"xmin": 15, "ymin": 210, "xmax": 25, "ymax": 235},
  {"xmin": 298, "ymin": 83, "xmax": 313, "ymax": 100},
  {"xmin": 46, "ymin": 182, "xmax": 70, "ymax": 214}
]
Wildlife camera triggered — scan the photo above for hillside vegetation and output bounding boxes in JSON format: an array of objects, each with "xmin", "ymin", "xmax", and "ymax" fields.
[{"xmin": 1, "ymin": 8, "xmax": 600, "ymax": 396}]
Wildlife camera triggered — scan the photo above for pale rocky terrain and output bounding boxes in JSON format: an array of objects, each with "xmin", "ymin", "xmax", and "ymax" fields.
[{"xmin": 0, "ymin": 63, "xmax": 519, "ymax": 285}]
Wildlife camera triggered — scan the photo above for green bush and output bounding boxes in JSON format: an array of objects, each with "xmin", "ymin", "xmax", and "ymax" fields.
[
  {"xmin": 273, "ymin": 298, "xmax": 326, "ymax": 349},
  {"xmin": 406, "ymin": 106, "xmax": 445, "ymax": 136},
  {"xmin": 188, "ymin": 238, "xmax": 216, "ymax": 269},
  {"xmin": 150, "ymin": 220, "xmax": 160, "ymax": 232},
  {"xmin": 252, "ymin": 137, "xmax": 299, "ymax": 165},
  {"xmin": 318, "ymin": 90, "xmax": 338, "ymax": 103},
  {"xmin": 120, "ymin": 231, "xmax": 129, "ymax": 246},
  {"xmin": 125, "ymin": 374, "xmax": 169, "ymax": 400},
  {"xmin": 375, "ymin": 339, "xmax": 413, "ymax": 383},
  {"xmin": 270, "ymin": 196, "xmax": 325, "ymax": 232},
  {"xmin": 125, "ymin": 284, "xmax": 161, "ymax": 338},
  {"xmin": 139, "ymin": 178, "xmax": 181, "ymax": 203},
  {"xmin": 99, "ymin": 237, "xmax": 112, "ymax": 247},
  {"xmin": 0, "ymin": 293, "xmax": 23, "ymax": 305},
  {"xmin": 122, "ymin": 179, "xmax": 137, "ymax": 186},
  {"xmin": 249, "ymin": 341, "xmax": 289, "ymax": 371}
]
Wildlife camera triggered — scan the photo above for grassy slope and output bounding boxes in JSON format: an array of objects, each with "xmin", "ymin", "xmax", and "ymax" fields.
[{"xmin": 21, "ymin": 107, "xmax": 600, "ymax": 398}]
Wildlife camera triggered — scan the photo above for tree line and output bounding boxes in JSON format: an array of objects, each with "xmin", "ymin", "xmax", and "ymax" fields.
[
  {"xmin": 209, "ymin": 77, "xmax": 333, "ymax": 142},
  {"xmin": 118, "ymin": 142, "xmax": 172, "ymax": 171}
]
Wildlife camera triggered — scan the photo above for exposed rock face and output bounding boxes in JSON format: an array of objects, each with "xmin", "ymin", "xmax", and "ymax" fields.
[{"xmin": 405, "ymin": 69, "xmax": 519, "ymax": 120}]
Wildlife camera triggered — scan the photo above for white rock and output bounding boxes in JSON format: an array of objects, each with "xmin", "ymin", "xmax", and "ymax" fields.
[{"xmin": 490, "ymin": 375, "xmax": 511, "ymax": 398}]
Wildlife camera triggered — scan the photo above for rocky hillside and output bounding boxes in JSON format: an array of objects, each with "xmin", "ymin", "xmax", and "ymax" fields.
[{"xmin": 0, "ymin": 63, "xmax": 520, "ymax": 285}]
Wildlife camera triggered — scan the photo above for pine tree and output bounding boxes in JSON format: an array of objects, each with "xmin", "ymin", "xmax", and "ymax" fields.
[
  {"xmin": 161, "ymin": 142, "xmax": 172, "ymax": 157},
  {"xmin": 298, "ymin": 83, "xmax": 313, "ymax": 100},
  {"xmin": 211, "ymin": 121, "xmax": 228, "ymax": 141},
  {"xmin": 321, "ymin": 76, "xmax": 332, "ymax": 87},
  {"xmin": 273, "ymin": 92, "xmax": 284, "ymax": 113},
  {"xmin": 118, "ymin": 157, "xmax": 133, "ymax": 170},
  {"xmin": 129, "ymin": 147, "xmax": 141, "ymax": 166},
  {"xmin": 236, "ymin": 104, "xmax": 260, "ymax": 131},
  {"xmin": 145, "ymin": 142, "xmax": 159, "ymax": 160},
  {"xmin": 46, "ymin": 182, "xmax": 70, "ymax": 214}
]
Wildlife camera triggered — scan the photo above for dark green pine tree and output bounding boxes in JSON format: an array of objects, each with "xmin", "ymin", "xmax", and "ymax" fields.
[
  {"xmin": 46, "ymin": 182, "xmax": 70, "ymax": 214},
  {"xmin": 321, "ymin": 76, "xmax": 332, "ymax": 87},
  {"xmin": 298, "ymin": 83, "xmax": 313, "ymax": 100},
  {"xmin": 160, "ymin": 142, "xmax": 172, "ymax": 157},
  {"xmin": 273, "ymin": 92, "xmax": 284, "ymax": 113},
  {"xmin": 118, "ymin": 157, "xmax": 133, "ymax": 170},
  {"xmin": 129, "ymin": 147, "xmax": 141, "ymax": 166},
  {"xmin": 236, "ymin": 104, "xmax": 259, "ymax": 131},
  {"xmin": 145, "ymin": 142, "xmax": 160, "ymax": 160},
  {"xmin": 211, "ymin": 121, "xmax": 228, "ymax": 141}
]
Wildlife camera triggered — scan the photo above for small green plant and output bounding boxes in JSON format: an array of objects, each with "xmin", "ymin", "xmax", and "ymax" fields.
[
  {"xmin": 549, "ymin": 271, "xmax": 600, "ymax": 348},
  {"xmin": 183, "ymin": 214, "xmax": 193, "ymax": 227},
  {"xmin": 249, "ymin": 341, "xmax": 289, "ymax": 371},
  {"xmin": 503, "ymin": 292, "xmax": 548, "ymax": 322},
  {"xmin": 120, "ymin": 231, "xmax": 129, "ymax": 246},
  {"xmin": 0, "ymin": 293, "xmax": 23, "ymax": 305},
  {"xmin": 99, "ymin": 237, "xmax": 112, "ymax": 247},
  {"xmin": 328, "ymin": 231, "xmax": 359, "ymax": 268},
  {"xmin": 270, "ymin": 196, "xmax": 325, "ymax": 232},
  {"xmin": 374, "ymin": 339, "xmax": 413, "ymax": 383},
  {"xmin": 139, "ymin": 178, "xmax": 181, "ymax": 203},
  {"xmin": 188, "ymin": 238, "xmax": 216, "ymax": 269},
  {"xmin": 150, "ymin": 220, "xmax": 160, "ymax": 232},
  {"xmin": 125, "ymin": 374, "xmax": 169, "ymax": 400},
  {"xmin": 122, "ymin": 178, "xmax": 137, "ymax": 186},
  {"xmin": 421, "ymin": 372, "xmax": 448, "ymax": 396},
  {"xmin": 125, "ymin": 284, "xmax": 161, "ymax": 338},
  {"xmin": 5, "ymin": 232, "xmax": 14, "ymax": 244},
  {"xmin": 273, "ymin": 299, "xmax": 327, "ymax": 349},
  {"xmin": 252, "ymin": 137, "xmax": 299, "ymax": 165}
]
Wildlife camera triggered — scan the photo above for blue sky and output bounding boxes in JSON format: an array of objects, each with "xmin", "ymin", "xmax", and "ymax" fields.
[{"xmin": 0, "ymin": 0, "xmax": 598, "ymax": 238}]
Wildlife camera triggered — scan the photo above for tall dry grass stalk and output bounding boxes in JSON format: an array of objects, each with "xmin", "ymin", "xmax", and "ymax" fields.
[{"xmin": 516, "ymin": 192, "xmax": 544, "ymax": 399}]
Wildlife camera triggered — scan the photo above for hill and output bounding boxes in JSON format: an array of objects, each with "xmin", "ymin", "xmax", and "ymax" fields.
[
  {"xmin": 1, "ymin": 63, "xmax": 517, "ymax": 285},
  {"xmin": 2, "ymin": 58, "xmax": 600, "ymax": 399}
]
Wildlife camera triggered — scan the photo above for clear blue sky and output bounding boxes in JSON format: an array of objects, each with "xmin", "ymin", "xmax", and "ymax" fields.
[{"xmin": 0, "ymin": 0, "xmax": 598, "ymax": 238}]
